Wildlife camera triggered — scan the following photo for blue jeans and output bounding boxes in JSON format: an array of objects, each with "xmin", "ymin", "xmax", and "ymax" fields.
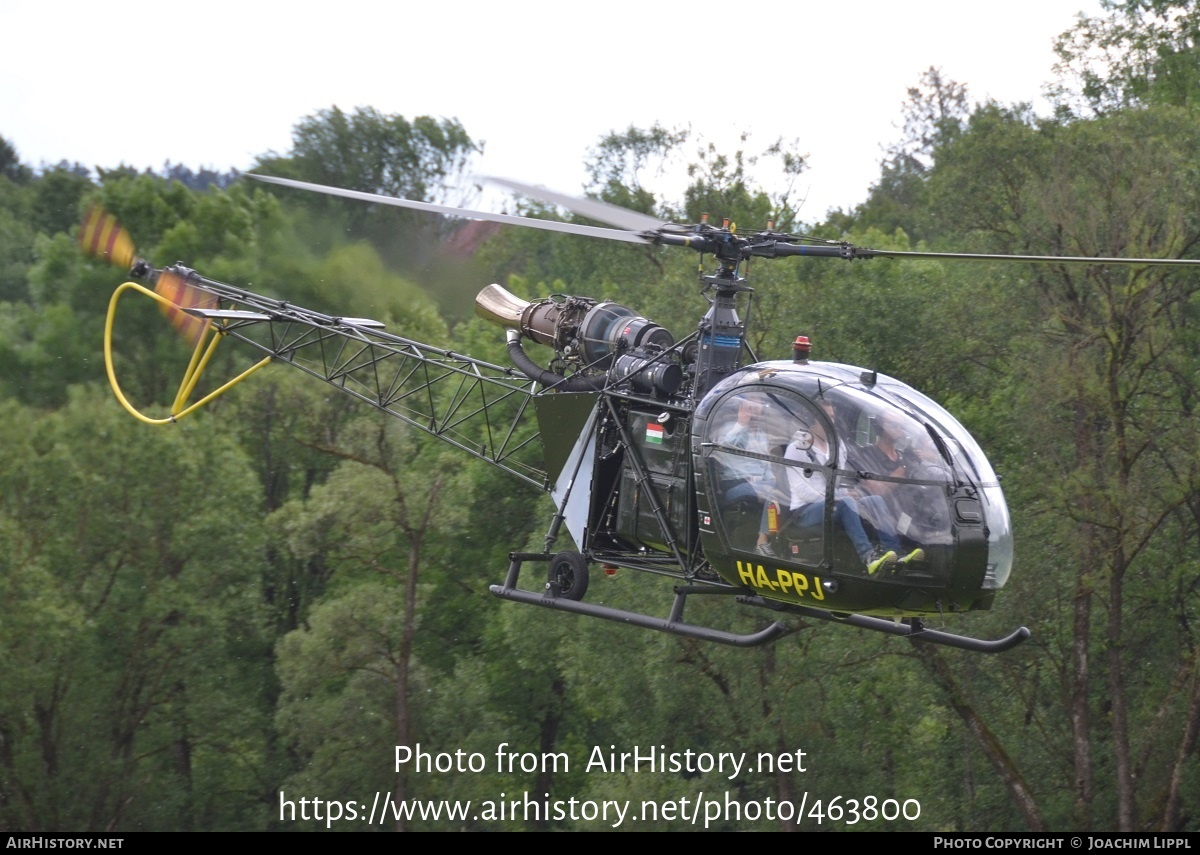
[
  {"xmin": 724, "ymin": 480, "xmax": 768, "ymax": 505},
  {"xmin": 788, "ymin": 495, "xmax": 900, "ymax": 560}
]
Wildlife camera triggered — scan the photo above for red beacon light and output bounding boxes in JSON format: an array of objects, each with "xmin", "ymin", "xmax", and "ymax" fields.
[{"xmin": 792, "ymin": 335, "xmax": 811, "ymax": 364}]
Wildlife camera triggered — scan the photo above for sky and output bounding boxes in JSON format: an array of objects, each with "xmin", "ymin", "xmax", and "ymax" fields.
[{"xmin": 3, "ymin": 0, "xmax": 1102, "ymax": 222}]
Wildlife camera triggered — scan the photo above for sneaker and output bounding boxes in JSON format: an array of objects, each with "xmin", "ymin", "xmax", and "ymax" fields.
[
  {"xmin": 756, "ymin": 541, "xmax": 776, "ymax": 558},
  {"xmin": 896, "ymin": 548, "xmax": 926, "ymax": 567},
  {"xmin": 865, "ymin": 547, "xmax": 897, "ymax": 575}
]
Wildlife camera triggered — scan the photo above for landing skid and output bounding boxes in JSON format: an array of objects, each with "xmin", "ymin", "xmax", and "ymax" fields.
[
  {"xmin": 490, "ymin": 553, "xmax": 1031, "ymax": 653},
  {"xmin": 491, "ymin": 553, "xmax": 792, "ymax": 647},
  {"xmin": 737, "ymin": 596, "xmax": 1031, "ymax": 653}
]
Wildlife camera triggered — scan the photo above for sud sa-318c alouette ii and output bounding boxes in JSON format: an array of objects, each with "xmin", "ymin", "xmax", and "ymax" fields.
[{"xmin": 81, "ymin": 174, "xmax": 1200, "ymax": 653}]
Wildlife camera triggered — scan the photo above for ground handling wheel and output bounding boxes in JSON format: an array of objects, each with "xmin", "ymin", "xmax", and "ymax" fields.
[{"xmin": 547, "ymin": 551, "xmax": 589, "ymax": 601}]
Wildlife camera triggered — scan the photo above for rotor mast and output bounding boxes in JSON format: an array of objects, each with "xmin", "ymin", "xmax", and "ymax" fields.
[{"xmin": 674, "ymin": 219, "xmax": 755, "ymax": 400}]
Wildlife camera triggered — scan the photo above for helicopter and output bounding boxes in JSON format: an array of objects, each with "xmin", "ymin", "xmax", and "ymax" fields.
[{"xmin": 81, "ymin": 174, "xmax": 1200, "ymax": 654}]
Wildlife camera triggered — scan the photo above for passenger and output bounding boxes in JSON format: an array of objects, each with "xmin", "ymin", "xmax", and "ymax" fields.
[{"xmin": 755, "ymin": 403, "xmax": 923, "ymax": 574}]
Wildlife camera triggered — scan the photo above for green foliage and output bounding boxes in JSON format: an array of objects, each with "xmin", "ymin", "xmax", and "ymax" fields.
[
  {"xmin": 269, "ymin": 418, "xmax": 487, "ymax": 829},
  {"xmin": 92, "ymin": 169, "xmax": 196, "ymax": 251},
  {"xmin": 253, "ymin": 107, "xmax": 480, "ymax": 269},
  {"xmin": 274, "ymin": 580, "xmax": 411, "ymax": 816},
  {"xmin": 31, "ymin": 164, "xmax": 92, "ymax": 237},
  {"xmin": 886, "ymin": 67, "xmax": 971, "ymax": 175},
  {"xmin": 850, "ymin": 67, "xmax": 971, "ymax": 241},
  {"xmin": 1051, "ymin": 0, "xmax": 1200, "ymax": 115},
  {"xmin": 682, "ymin": 135, "xmax": 802, "ymax": 230},
  {"xmin": 0, "ymin": 176, "xmax": 36, "ymax": 302},
  {"xmin": 585, "ymin": 123, "xmax": 688, "ymax": 214},
  {"xmin": 0, "ymin": 391, "xmax": 269, "ymax": 831},
  {"xmin": 919, "ymin": 102, "xmax": 1200, "ymax": 830},
  {"xmin": 266, "ymin": 107, "xmax": 478, "ymax": 203},
  {"xmin": 0, "ymin": 135, "xmax": 32, "ymax": 184}
]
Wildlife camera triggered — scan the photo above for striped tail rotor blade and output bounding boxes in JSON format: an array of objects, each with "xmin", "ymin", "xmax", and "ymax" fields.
[
  {"xmin": 79, "ymin": 205, "xmax": 137, "ymax": 269},
  {"xmin": 155, "ymin": 269, "xmax": 217, "ymax": 346}
]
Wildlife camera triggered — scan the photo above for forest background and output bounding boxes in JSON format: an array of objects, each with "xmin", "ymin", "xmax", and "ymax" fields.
[{"xmin": 1, "ymin": 0, "xmax": 1198, "ymax": 832}]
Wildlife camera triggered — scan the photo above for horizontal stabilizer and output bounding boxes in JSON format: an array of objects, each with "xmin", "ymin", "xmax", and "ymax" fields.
[{"xmin": 184, "ymin": 308, "xmax": 271, "ymax": 321}]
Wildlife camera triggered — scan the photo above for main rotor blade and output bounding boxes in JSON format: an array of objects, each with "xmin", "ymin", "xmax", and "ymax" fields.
[
  {"xmin": 245, "ymin": 174, "xmax": 653, "ymax": 245},
  {"xmin": 483, "ymin": 176, "xmax": 670, "ymax": 233},
  {"xmin": 855, "ymin": 247, "xmax": 1200, "ymax": 266}
]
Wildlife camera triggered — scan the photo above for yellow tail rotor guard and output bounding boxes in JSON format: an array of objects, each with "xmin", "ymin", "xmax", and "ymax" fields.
[{"xmin": 104, "ymin": 280, "xmax": 272, "ymax": 425}]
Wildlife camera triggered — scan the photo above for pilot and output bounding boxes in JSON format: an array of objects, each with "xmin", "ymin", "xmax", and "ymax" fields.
[
  {"xmin": 756, "ymin": 403, "xmax": 923, "ymax": 575},
  {"xmin": 883, "ymin": 418, "xmax": 954, "ymax": 544},
  {"xmin": 718, "ymin": 397, "xmax": 774, "ymax": 505}
]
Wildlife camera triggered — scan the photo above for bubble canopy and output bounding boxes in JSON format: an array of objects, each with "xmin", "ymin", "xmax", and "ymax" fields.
[{"xmin": 694, "ymin": 361, "xmax": 1012, "ymax": 613}]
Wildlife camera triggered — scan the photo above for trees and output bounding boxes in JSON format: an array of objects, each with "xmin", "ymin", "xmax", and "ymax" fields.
[
  {"xmin": 271, "ymin": 415, "xmax": 524, "ymax": 830},
  {"xmin": 0, "ymin": 136, "xmax": 31, "ymax": 184},
  {"xmin": 585, "ymin": 123, "xmax": 688, "ymax": 215},
  {"xmin": 1052, "ymin": 0, "xmax": 1200, "ymax": 114},
  {"xmin": 254, "ymin": 107, "xmax": 479, "ymax": 259},
  {"xmin": 0, "ymin": 393, "xmax": 269, "ymax": 830},
  {"xmin": 853, "ymin": 67, "xmax": 971, "ymax": 241},
  {"xmin": 272, "ymin": 107, "xmax": 477, "ymax": 205},
  {"xmin": 925, "ymin": 103, "xmax": 1200, "ymax": 831},
  {"xmin": 251, "ymin": 106, "xmax": 482, "ymax": 316},
  {"xmin": 0, "ymin": 141, "xmax": 479, "ymax": 830}
]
